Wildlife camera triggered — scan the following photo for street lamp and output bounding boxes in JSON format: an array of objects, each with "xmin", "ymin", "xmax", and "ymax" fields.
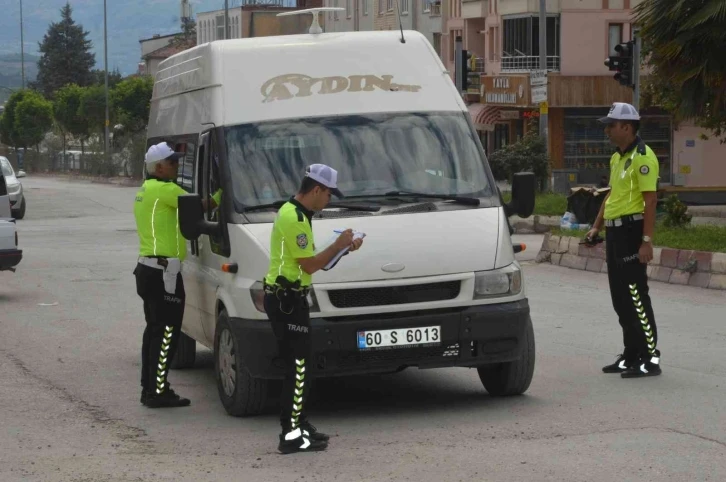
[
  {"xmin": 20, "ymin": 0, "xmax": 25, "ymax": 89},
  {"xmin": 104, "ymin": 0, "xmax": 109, "ymax": 166}
]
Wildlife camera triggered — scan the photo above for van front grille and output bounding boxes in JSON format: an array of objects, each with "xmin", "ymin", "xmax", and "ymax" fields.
[{"xmin": 327, "ymin": 281, "xmax": 461, "ymax": 308}]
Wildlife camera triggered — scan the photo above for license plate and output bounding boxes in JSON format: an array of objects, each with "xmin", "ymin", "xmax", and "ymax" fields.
[{"xmin": 357, "ymin": 326, "xmax": 441, "ymax": 351}]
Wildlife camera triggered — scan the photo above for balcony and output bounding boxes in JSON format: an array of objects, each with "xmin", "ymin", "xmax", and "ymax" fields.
[
  {"xmin": 501, "ymin": 54, "xmax": 560, "ymax": 72},
  {"xmin": 461, "ymin": 0, "xmax": 488, "ymax": 19}
]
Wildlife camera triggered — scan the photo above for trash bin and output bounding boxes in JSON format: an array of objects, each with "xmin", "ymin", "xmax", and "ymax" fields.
[{"xmin": 552, "ymin": 169, "xmax": 579, "ymax": 195}]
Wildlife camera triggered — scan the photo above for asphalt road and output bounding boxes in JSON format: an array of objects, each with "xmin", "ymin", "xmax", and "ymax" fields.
[{"xmin": 1, "ymin": 177, "xmax": 724, "ymax": 482}]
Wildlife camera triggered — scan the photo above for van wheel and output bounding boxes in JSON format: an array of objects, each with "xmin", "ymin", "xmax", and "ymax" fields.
[
  {"xmin": 214, "ymin": 309, "xmax": 268, "ymax": 416},
  {"xmin": 170, "ymin": 332, "xmax": 196, "ymax": 369},
  {"xmin": 12, "ymin": 198, "xmax": 26, "ymax": 220},
  {"xmin": 477, "ymin": 316, "xmax": 535, "ymax": 396}
]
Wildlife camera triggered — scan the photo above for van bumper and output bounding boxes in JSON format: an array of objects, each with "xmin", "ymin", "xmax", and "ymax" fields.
[
  {"xmin": 230, "ymin": 299, "xmax": 531, "ymax": 379},
  {"xmin": 0, "ymin": 249, "xmax": 22, "ymax": 271}
]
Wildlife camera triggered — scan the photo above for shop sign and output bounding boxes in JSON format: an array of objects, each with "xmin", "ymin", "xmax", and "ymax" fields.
[
  {"xmin": 482, "ymin": 76, "xmax": 530, "ymax": 106},
  {"xmin": 499, "ymin": 110, "xmax": 520, "ymax": 120}
]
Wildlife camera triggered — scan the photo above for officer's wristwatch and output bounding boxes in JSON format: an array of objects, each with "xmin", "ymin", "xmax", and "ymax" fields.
[{"xmin": 642, "ymin": 235, "xmax": 652, "ymax": 243}]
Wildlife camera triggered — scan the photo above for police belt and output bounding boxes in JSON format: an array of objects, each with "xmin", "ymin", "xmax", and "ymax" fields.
[
  {"xmin": 263, "ymin": 281, "xmax": 310, "ymax": 298},
  {"xmin": 138, "ymin": 256, "xmax": 175, "ymax": 269},
  {"xmin": 605, "ymin": 213, "xmax": 644, "ymax": 228}
]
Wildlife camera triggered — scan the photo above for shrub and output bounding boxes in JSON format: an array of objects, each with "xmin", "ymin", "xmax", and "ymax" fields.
[
  {"xmin": 662, "ymin": 194, "xmax": 692, "ymax": 227},
  {"xmin": 488, "ymin": 133, "xmax": 551, "ymax": 189}
]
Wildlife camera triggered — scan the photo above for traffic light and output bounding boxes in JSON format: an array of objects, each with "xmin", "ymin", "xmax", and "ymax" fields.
[
  {"xmin": 459, "ymin": 49, "xmax": 469, "ymax": 92},
  {"xmin": 604, "ymin": 41, "xmax": 634, "ymax": 89}
]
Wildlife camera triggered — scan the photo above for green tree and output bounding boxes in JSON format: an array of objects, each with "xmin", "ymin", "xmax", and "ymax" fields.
[
  {"xmin": 0, "ymin": 89, "xmax": 33, "ymax": 148},
  {"xmin": 14, "ymin": 93, "xmax": 54, "ymax": 151},
  {"xmin": 79, "ymin": 85, "xmax": 109, "ymax": 135},
  {"xmin": 634, "ymin": 0, "xmax": 726, "ymax": 141},
  {"xmin": 111, "ymin": 76, "xmax": 154, "ymax": 133},
  {"xmin": 33, "ymin": 2, "xmax": 95, "ymax": 98},
  {"xmin": 53, "ymin": 84, "xmax": 90, "ymax": 163},
  {"xmin": 91, "ymin": 68, "xmax": 123, "ymax": 89}
]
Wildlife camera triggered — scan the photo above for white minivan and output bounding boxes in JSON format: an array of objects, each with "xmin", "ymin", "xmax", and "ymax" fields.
[{"xmin": 146, "ymin": 10, "xmax": 537, "ymax": 416}]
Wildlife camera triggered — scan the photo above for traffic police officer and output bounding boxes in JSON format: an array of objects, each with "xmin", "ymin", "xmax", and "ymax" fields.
[
  {"xmin": 264, "ymin": 163, "xmax": 362, "ymax": 454},
  {"xmin": 133, "ymin": 142, "xmax": 192, "ymax": 408},
  {"xmin": 586, "ymin": 102, "xmax": 662, "ymax": 378}
]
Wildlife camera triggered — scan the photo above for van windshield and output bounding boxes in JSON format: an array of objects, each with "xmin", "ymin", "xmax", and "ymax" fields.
[
  {"xmin": 0, "ymin": 158, "xmax": 14, "ymax": 177},
  {"xmin": 224, "ymin": 112, "xmax": 494, "ymax": 210}
]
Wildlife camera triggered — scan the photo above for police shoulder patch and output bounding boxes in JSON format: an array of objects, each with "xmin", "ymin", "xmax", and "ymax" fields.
[
  {"xmin": 296, "ymin": 233, "xmax": 308, "ymax": 249},
  {"xmin": 639, "ymin": 165, "xmax": 650, "ymax": 175}
]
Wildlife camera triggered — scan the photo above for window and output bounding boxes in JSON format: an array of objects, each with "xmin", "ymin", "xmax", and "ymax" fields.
[
  {"xmin": 174, "ymin": 140, "xmax": 197, "ymax": 193},
  {"xmin": 363, "ymin": 0, "xmax": 368, "ymax": 15},
  {"xmin": 216, "ymin": 15, "xmax": 225, "ymax": 40},
  {"xmin": 335, "ymin": 0, "xmax": 340, "ymax": 19},
  {"xmin": 346, "ymin": 0, "xmax": 351, "ymax": 17},
  {"xmin": 422, "ymin": 0, "xmax": 430, "ymax": 13},
  {"xmin": 433, "ymin": 33, "xmax": 442, "ymax": 57},
  {"xmin": 224, "ymin": 112, "xmax": 495, "ymax": 220},
  {"xmin": 387, "ymin": 0, "xmax": 393, "ymax": 10},
  {"xmin": 563, "ymin": 111, "xmax": 672, "ymax": 184},
  {"xmin": 501, "ymin": 15, "xmax": 561, "ymax": 70},
  {"xmin": 608, "ymin": 23, "xmax": 623, "ymax": 56},
  {"xmin": 379, "ymin": 0, "xmax": 385, "ymax": 14},
  {"xmin": 401, "ymin": 0, "xmax": 409, "ymax": 13},
  {"xmin": 205, "ymin": 135, "xmax": 225, "ymax": 253}
]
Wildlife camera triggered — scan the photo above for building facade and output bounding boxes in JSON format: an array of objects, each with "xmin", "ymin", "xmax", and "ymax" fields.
[
  {"xmin": 444, "ymin": 0, "xmax": 726, "ymax": 190},
  {"xmin": 323, "ymin": 0, "xmax": 443, "ymax": 56}
]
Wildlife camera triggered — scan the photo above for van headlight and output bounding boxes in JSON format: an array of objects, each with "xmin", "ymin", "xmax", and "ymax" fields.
[
  {"xmin": 473, "ymin": 263, "xmax": 522, "ymax": 299},
  {"xmin": 249, "ymin": 281, "xmax": 321, "ymax": 314}
]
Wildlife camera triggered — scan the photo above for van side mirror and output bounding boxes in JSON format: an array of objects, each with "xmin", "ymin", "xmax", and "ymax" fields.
[
  {"xmin": 179, "ymin": 194, "xmax": 220, "ymax": 240},
  {"xmin": 504, "ymin": 172, "xmax": 536, "ymax": 219}
]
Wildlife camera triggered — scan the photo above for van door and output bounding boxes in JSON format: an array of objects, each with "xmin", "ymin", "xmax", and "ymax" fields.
[
  {"xmin": 174, "ymin": 135, "xmax": 207, "ymax": 346},
  {"xmin": 197, "ymin": 132, "xmax": 229, "ymax": 342}
]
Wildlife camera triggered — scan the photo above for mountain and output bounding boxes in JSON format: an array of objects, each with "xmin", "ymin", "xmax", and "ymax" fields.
[{"xmin": 0, "ymin": 0, "xmax": 227, "ymax": 78}]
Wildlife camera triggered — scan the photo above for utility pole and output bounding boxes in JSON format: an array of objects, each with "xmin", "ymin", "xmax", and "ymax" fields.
[
  {"xmin": 632, "ymin": 27, "xmax": 641, "ymax": 111},
  {"xmin": 19, "ymin": 0, "xmax": 25, "ymax": 89},
  {"xmin": 538, "ymin": 0, "xmax": 547, "ymax": 141},
  {"xmin": 104, "ymin": 0, "xmax": 110, "ymax": 166},
  {"xmin": 224, "ymin": 0, "xmax": 229, "ymax": 39}
]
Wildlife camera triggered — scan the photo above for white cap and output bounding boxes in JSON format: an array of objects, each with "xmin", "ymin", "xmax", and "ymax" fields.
[
  {"xmin": 598, "ymin": 102, "xmax": 640, "ymax": 124},
  {"xmin": 145, "ymin": 142, "xmax": 185, "ymax": 164},
  {"xmin": 305, "ymin": 163, "xmax": 343, "ymax": 198}
]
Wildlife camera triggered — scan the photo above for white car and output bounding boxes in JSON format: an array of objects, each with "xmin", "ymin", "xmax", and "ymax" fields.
[
  {"xmin": 0, "ymin": 156, "xmax": 26, "ymax": 220},
  {"xmin": 0, "ymin": 172, "xmax": 22, "ymax": 272}
]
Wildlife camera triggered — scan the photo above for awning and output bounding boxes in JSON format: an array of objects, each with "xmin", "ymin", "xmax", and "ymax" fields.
[{"xmin": 467, "ymin": 103, "xmax": 502, "ymax": 132}]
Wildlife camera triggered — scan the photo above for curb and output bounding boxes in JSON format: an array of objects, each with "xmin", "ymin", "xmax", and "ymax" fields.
[
  {"xmin": 535, "ymin": 232, "xmax": 726, "ymax": 291},
  {"xmin": 510, "ymin": 215, "xmax": 561, "ymax": 234},
  {"xmin": 513, "ymin": 215, "xmax": 726, "ymax": 234}
]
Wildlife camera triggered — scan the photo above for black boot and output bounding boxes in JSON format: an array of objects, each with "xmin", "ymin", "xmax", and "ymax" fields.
[
  {"xmin": 602, "ymin": 353, "xmax": 636, "ymax": 373},
  {"xmin": 621, "ymin": 351, "xmax": 662, "ymax": 378},
  {"xmin": 300, "ymin": 419, "xmax": 330, "ymax": 442},
  {"xmin": 278, "ymin": 427, "xmax": 328, "ymax": 454},
  {"xmin": 145, "ymin": 385, "xmax": 191, "ymax": 408}
]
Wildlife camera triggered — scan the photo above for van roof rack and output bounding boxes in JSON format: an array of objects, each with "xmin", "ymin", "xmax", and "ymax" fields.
[{"xmin": 277, "ymin": 7, "xmax": 345, "ymax": 34}]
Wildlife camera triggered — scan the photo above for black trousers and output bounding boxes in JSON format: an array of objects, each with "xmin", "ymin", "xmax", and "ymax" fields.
[
  {"xmin": 264, "ymin": 292, "xmax": 312, "ymax": 434},
  {"xmin": 134, "ymin": 262, "xmax": 186, "ymax": 395},
  {"xmin": 605, "ymin": 219, "xmax": 658, "ymax": 361}
]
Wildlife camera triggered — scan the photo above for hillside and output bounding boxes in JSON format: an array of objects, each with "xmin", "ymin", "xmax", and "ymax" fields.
[{"xmin": 0, "ymin": 0, "xmax": 225, "ymax": 77}]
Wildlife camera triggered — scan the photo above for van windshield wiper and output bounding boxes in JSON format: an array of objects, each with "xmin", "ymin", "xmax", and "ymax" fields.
[
  {"xmin": 241, "ymin": 200, "xmax": 380, "ymax": 213},
  {"xmin": 347, "ymin": 191, "xmax": 480, "ymax": 206}
]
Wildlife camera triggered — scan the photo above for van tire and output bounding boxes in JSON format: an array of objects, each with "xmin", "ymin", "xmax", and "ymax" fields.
[
  {"xmin": 170, "ymin": 332, "xmax": 196, "ymax": 369},
  {"xmin": 477, "ymin": 316, "xmax": 535, "ymax": 396},
  {"xmin": 214, "ymin": 309, "xmax": 268, "ymax": 416},
  {"xmin": 12, "ymin": 198, "xmax": 26, "ymax": 220}
]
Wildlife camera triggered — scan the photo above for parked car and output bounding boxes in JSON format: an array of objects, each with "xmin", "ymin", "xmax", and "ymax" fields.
[
  {"xmin": 0, "ymin": 172, "xmax": 22, "ymax": 272},
  {"xmin": 0, "ymin": 156, "xmax": 26, "ymax": 219}
]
